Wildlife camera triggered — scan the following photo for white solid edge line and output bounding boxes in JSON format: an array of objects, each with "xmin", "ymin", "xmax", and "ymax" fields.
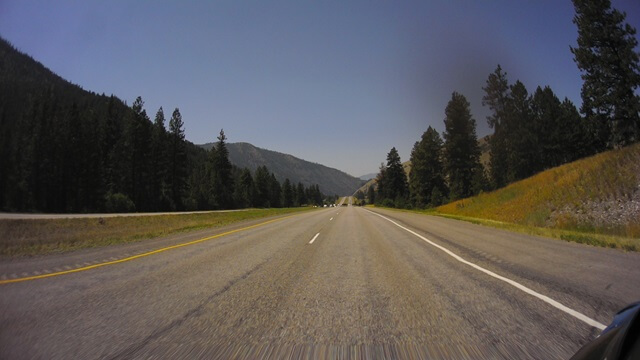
[
  {"xmin": 309, "ymin": 233, "xmax": 320, "ymax": 244},
  {"xmin": 364, "ymin": 209, "xmax": 607, "ymax": 331}
]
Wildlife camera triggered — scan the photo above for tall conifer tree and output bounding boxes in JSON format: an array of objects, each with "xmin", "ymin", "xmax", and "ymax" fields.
[
  {"xmin": 409, "ymin": 126, "xmax": 447, "ymax": 208},
  {"xmin": 571, "ymin": 0, "xmax": 640, "ymax": 148},
  {"xmin": 482, "ymin": 65, "xmax": 511, "ymax": 189},
  {"xmin": 443, "ymin": 92, "xmax": 482, "ymax": 200},
  {"xmin": 168, "ymin": 108, "xmax": 186, "ymax": 209}
]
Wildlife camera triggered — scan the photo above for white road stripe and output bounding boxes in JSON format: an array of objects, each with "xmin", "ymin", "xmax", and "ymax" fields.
[
  {"xmin": 330, "ymin": 217, "xmax": 334, "ymax": 221},
  {"xmin": 309, "ymin": 233, "xmax": 320, "ymax": 244},
  {"xmin": 364, "ymin": 209, "xmax": 607, "ymax": 331}
]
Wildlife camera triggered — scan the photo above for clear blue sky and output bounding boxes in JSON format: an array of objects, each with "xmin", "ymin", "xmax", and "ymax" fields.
[{"xmin": 1, "ymin": 1, "xmax": 638, "ymax": 177}]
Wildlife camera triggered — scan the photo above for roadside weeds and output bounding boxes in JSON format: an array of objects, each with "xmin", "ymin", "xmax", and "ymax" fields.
[
  {"xmin": 366, "ymin": 205, "xmax": 639, "ymax": 252},
  {"xmin": 0, "ymin": 207, "xmax": 314, "ymax": 258}
]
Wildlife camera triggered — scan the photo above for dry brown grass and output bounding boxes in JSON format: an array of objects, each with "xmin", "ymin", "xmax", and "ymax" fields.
[
  {"xmin": 0, "ymin": 208, "xmax": 313, "ymax": 257},
  {"xmin": 434, "ymin": 143, "xmax": 640, "ymax": 250}
]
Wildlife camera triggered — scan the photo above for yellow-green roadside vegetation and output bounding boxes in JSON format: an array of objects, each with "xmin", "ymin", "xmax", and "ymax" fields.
[
  {"xmin": 0, "ymin": 207, "xmax": 315, "ymax": 257},
  {"xmin": 435, "ymin": 143, "xmax": 640, "ymax": 251}
]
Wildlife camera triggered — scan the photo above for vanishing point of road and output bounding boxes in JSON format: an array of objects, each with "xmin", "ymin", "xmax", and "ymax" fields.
[{"xmin": 1, "ymin": 201, "xmax": 639, "ymax": 359}]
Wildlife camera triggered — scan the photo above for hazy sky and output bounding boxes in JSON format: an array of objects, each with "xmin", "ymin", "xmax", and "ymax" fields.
[{"xmin": 1, "ymin": 1, "xmax": 639, "ymax": 177}]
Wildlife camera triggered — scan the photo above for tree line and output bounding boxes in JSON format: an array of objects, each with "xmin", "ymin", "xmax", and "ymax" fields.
[
  {"xmin": 186, "ymin": 130, "xmax": 325, "ymax": 211},
  {"xmin": 370, "ymin": 0, "xmax": 639, "ymax": 209},
  {"xmin": 372, "ymin": 91, "xmax": 486, "ymax": 209},
  {"xmin": 0, "ymin": 37, "xmax": 326, "ymax": 213}
]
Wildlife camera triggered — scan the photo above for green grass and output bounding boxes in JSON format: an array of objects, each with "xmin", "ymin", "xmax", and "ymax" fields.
[{"xmin": 0, "ymin": 207, "xmax": 314, "ymax": 257}]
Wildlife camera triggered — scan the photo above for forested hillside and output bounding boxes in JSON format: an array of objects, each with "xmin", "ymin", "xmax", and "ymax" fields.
[
  {"xmin": 367, "ymin": 0, "xmax": 639, "ymax": 210},
  {"xmin": 0, "ymin": 38, "xmax": 325, "ymax": 212},
  {"xmin": 200, "ymin": 142, "xmax": 364, "ymax": 196}
]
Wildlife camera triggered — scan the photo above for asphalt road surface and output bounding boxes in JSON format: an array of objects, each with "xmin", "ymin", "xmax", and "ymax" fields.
[{"xmin": 1, "ymin": 204, "xmax": 639, "ymax": 359}]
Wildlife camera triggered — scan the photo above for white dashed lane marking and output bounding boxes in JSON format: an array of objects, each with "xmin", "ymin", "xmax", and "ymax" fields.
[{"xmin": 309, "ymin": 233, "xmax": 320, "ymax": 244}]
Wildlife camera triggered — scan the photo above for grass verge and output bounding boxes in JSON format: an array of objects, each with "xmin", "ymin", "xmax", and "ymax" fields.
[
  {"xmin": 368, "ymin": 206, "xmax": 639, "ymax": 252},
  {"xmin": 0, "ymin": 207, "xmax": 314, "ymax": 258},
  {"xmin": 436, "ymin": 144, "xmax": 640, "ymax": 238}
]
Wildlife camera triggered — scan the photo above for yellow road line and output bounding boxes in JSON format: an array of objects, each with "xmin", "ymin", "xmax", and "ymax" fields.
[{"xmin": 0, "ymin": 214, "xmax": 297, "ymax": 285}]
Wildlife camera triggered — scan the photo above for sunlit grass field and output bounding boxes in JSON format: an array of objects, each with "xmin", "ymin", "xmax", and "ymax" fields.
[
  {"xmin": 0, "ymin": 207, "xmax": 314, "ymax": 257},
  {"xmin": 436, "ymin": 143, "xmax": 640, "ymax": 251}
]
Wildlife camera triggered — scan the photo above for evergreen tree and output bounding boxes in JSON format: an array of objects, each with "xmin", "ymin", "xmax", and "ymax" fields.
[
  {"xmin": 531, "ymin": 86, "xmax": 563, "ymax": 169},
  {"xmin": 559, "ymin": 98, "xmax": 593, "ymax": 162},
  {"xmin": 124, "ymin": 96, "xmax": 152, "ymax": 211},
  {"xmin": 269, "ymin": 174, "xmax": 282, "ymax": 208},
  {"xmin": 377, "ymin": 147, "xmax": 408, "ymax": 205},
  {"xmin": 100, "ymin": 96, "xmax": 122, "ymax": 197},
  {"xmin": 571, "ymin": 0, "xmax": 640, "ymax": 148},
  {"xmin": 470, "ymin": 165, "xmax": 490, "ymax": 196},
  {"xmin": 409, "ymin": 126, "xmax": 447, "ymax": 208},
  {"xmin": 187, "ymin": 161, "xmax": 210, "ymax": 210},
  {"xmin": 311, "ymin": 184, "xmax": 323, "ymax": 206},
  {"xmin": 63, "ymin": 102, "xmax": 82, "ymax": 211},
  {"xmin": 529, "ymin": 86, "xmax": 592, "ymax": 170},
  {"xmin": 205, "ymin": 145, "xmax": 218, "ymax": 208},
  {"xmin": 443, "ymin": 92, "xmax": 482, "ymax": 200},
  {"xmin": 282, "ymin": 178, "xmax": 294, "ymax": 207},
  {"xmin": 77, "ymin": 106, "xmax": 102, "ymax": 212},
  {"xmin": 150, "ymin": 107, "xmax": 168, "ymax": 210},
  {"xmin": 210, "ymin": 129, "xmax": 234, "ymax": 209},
  {"xmin": 168, "ymin": 108, "xmax": 187, "ymax": 209},
  {"xmin": 234, "ymin": 168, "xmax": 254, "ymax": 208},
  {"xmin": 482, "ymin": 65, "xmax": 511, "ymax": 189},
  {"xmin": 253, "ymin": 165, "xmax": 271, "ymax": 207},
  {"xmin": 375, "ymin": 162, "xmax": 387, "ymax": 205},
  {"xmin": 367, "ymin": 184, "xmax": 376, "ymax": 205},
  {"xmin": 505, "ymin": 81, "xmax": 538, "ymax": 181},
  {"xmin": 295, "ymin": 182, "xmax": 307, "ymax": 206}
]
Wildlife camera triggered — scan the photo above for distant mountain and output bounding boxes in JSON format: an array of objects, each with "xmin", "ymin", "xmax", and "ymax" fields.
[
  {"xmin": 199, "ymin": 142, "xmax": 365, "ymax": 196},
  {"xmin": 358, "ymin": 173, "xmax": 377, "ymax": 181}
]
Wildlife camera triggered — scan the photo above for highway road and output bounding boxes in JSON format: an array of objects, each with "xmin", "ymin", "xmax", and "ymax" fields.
[{"xmin": 1, "ymin": 203, "xmax": 639, "ymax": 359}]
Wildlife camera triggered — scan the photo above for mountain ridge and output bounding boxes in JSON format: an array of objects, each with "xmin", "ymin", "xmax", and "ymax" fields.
[{"xmin": 199, "ymin": 142, "xmax": 364, "ymax": 196}]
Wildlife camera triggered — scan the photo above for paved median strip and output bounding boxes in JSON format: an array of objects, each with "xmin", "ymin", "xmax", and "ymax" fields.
[
  {"xmin": 0, "ymin": 214, "xmax": 299, "ymax": 285},
  {"xmin": 364, "ymin": 209, "xmax": 607, "ymax": 331}
]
